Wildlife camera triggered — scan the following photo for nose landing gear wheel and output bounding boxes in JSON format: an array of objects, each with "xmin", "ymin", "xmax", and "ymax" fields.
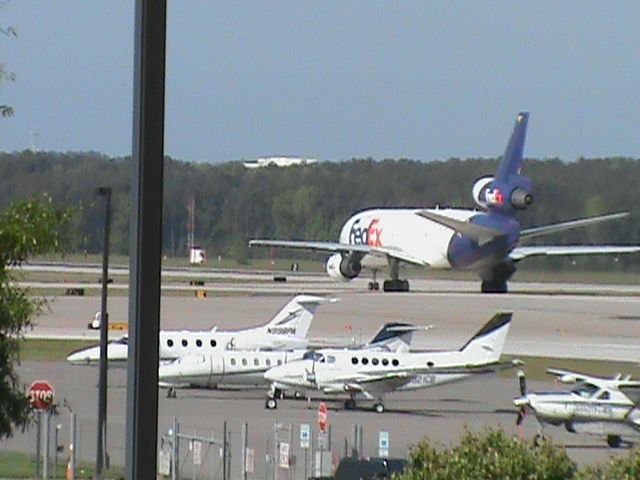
[
  {"xmin": 373, "ymin": 403, "xmax": 385, "ymax": 414},
  {"xmin": 265, "ymin": 397, "xmax": 278, "ymax": 410}
]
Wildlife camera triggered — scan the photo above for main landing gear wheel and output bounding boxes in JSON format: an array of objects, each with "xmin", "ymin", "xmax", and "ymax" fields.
[
  {"xmin": 265, "ymin": 397, "xmax": 278, "ymax": 410},
  {"xmin": 383, "ymin": 279, "xmax": 409, "ymax": 292},
  {"xmin": 368, "ymin": 281, "xmax": 380, "ymax": 290},
  {"xmin": 373, "ymin": 403, "xmax": 385, "ymax": 414},
  {"xmin": 167, "ymin": 387, "xmax": 176, "ymax": 399},
  {"xmin": 606, "ymin": 435, "xmax": 623, "ymax": 448},
  {"xmin": 481, "ymin": 280, "xmax": 508, "ymax": 294},
  {"xmin": 345, "ymin": 398, "xmax": 356, "ymax": 410}
]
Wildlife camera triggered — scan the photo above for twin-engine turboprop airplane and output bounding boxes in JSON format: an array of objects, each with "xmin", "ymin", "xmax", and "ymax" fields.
[
  {"xmin": 263, "ymin": 312, "xmax": 516, "ymax": 413},
  {"xmin": 66, "ymin": 295, "xmax": 328, "ymax": 366},
  {"xmin": 157, "ymin": 322, "xmax": 422, "ymax": 394},
  {"xmin": 250, "ymin": 112, "xmax": 640, "ymax": 293},
  {"xmin": 514, "ymin": 368, "xmax": 640, "ymax": 447}
]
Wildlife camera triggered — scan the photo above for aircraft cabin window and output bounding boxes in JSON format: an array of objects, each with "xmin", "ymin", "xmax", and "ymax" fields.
[
  {"xmin": 266, "ymin": 359, "xmax": 271, "ymax": 366},
  {"xmin": 230, "ymin": 358, "xmax": 236, "ymax": 366},
  {"xmin": 210, "ymin": 339, "xmax": 217, "ymax": 347},
  {"xmin": 351, "ymin": 357, "xmax": 358, "ymax": 365},
  {"xmin": 167, "ymin": 339, "xmax": 174, "ymax": 347},
  {"xmin": 242, "ymin": 358, "xmax": 248, "ymax": 366},
  {"xmin": 372, "ymin": 358, "xmax": 379, "ymax": 366},
  {"xmin": 181, "ymin": 339, "xmax": 188, "ymax": 347},
  {"xmin": 362, "ymin": 358, "xmax": 369, "ymax": 365},
  {"xmin": 427, "ymin": 361, "xmax": 434, "ymax": 367},
  {"xmin": 196, "ymin": 339, "xmax": 202, "ymax": 347},
  {"xmin": 392, "ymin": 359, "xmax": 399, "ymax": 366},
  {"xmin": 254, "ymin": 358, "xmax": 259, "ymax": 366},
  {"xmin": 382, "ymin": 359, "xmax": 389, "ymax": 366},
  {"xmin": 277, "ymin": 360, "xmax": 282, "ymax": 366}
]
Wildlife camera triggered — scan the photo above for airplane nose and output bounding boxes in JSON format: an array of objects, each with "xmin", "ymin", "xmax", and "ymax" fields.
[{"xmin": 513, "ymin": 397, "xmax": 530, "ymax": 408}]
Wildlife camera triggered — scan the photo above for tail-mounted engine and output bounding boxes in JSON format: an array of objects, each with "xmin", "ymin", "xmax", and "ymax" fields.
[
  {"xmin": 472, "ymin": 176, "xmax": 533, "ymax": 211},
  {"xmin": 326, "ymin": 253, "xmax": 362, "ymax": 282}
]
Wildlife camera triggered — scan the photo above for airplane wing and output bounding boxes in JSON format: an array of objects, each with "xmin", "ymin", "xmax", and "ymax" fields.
[
  {"xmin": 546, "ymin": 368, "xmax": 601, "ymax": 385},
  {"xmin": 509, "ymin": 245, "xmax": 640, "ymax": 262},
  {"xmin": 249, "ymin": 240, "xmax": 428, "ymax": 266},
  {"xmin": 519, "ymin": 212, "xmax": 629, "ymax": 241},
  {"xmin": 415, "ymin": 210, "xmax": 505, "ymax": 246}
]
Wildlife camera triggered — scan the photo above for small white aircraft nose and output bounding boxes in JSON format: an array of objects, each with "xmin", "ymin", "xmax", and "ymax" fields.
[{"xmin": 513, "ymin": 397, "xmax": 530, "ymax": 408}]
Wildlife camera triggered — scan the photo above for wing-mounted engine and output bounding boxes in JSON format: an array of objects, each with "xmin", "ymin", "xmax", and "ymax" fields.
[
  {"xmin": 326, "ymin": 253, "xmax": 362, "ymax": 282},
  {"xmin": 472, "ymin": 175, "xmax": 533, "ymax": 211}
]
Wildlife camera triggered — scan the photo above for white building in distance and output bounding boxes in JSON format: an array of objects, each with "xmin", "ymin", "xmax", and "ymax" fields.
[{"xmin": 243, "ymin": 156, "xmax": 318, "ymax": 169}]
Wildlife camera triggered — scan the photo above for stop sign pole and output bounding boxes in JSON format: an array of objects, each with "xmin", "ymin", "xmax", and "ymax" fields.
[{"xmin": 27, "ymin": 381, "xmax": 55, "ymax": 479}]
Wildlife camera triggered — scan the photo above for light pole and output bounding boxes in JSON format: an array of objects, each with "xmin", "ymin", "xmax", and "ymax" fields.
[{"xmin": 96, "ymin": 186, "xmax": 111, "ymax": 479}]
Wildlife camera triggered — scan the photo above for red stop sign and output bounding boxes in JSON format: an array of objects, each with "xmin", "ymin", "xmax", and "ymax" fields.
[
  {"xmin": 318, "ymin": 402, "xmax": 328, "ymax": 433},
  {"xmin": 27, "ymin": 380, "xmax": 55, "ymax": 410}
]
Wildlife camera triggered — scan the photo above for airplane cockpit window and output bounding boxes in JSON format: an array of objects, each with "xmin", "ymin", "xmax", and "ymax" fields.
[
  {"xmin": 572, "ymin": 383, "xmax": 599, "ymax": 399},
  {"xmin": 113, "ymin": 337, "xmax": 128, "ymax": 345},
  {"xmin": 327, "ymin": 355, "xmax": 336, "ymax": 363},
  {"xmin": 597, "ymin": 390, "xmax": 611, "ymax": 400},
  {"xmin": 303, "ymin": 351, "xmax": 324, "ymax": 362}
]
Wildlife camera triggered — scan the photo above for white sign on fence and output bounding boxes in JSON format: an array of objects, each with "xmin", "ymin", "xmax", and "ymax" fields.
[
  {"xmin": 279, "ymin": 442, "xmax": 290, "ymax": 469},
  {"xmin": 378, "ymin": 431, "xmax": 389, "ymax": 458},
  {"xmin": 158, "ymin": 448, "xmax": 171, "ymax": 476},
  {"xmin": 192, "ymin": 439, "xmax": 202, "ymax": 466},
  {"xmin": 245, "ymin": 448, "xmax": 255, "ymax": 474},
  {"xmin": 300, "ymin": 423, "xmax": 310, "ymax": 449}
]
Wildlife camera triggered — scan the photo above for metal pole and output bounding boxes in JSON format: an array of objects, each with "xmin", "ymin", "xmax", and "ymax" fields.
[
  {"xmin": 35, "ymin": 412, "xmax": 41, "ymax": 478},
  {"xmin": 43, "ymin": 410, "xmax": 50, "ymax": 479},
  {"xmin": 96, "ymin": 186, "xmax": 111, "ymax": 479},
  {"xmin": 171, "ymin": 417, "xmax": 179, "ymax": 480},
  {"xmin": 126, "ymin": 1, "xmax": 166, "ymax": 479},
  {"xmin": 70, "ymin": 413, "xmax": 76, "ymax": 480},
  {"xmin": 241, "ymin": 423, "xmax": 248, "ymax": 480},
  {"xmin": 54, "ymin": 424, "xmax": 60, "ymax": 479},
  {"xmin": 222, "ymin": 421, "xmax": 228, "ymax": 480}
]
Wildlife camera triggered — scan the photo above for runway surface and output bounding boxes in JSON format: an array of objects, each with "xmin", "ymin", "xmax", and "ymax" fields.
[{"xmin": 28, "ymin": 280, "xmax": 640, "ymax": 362}]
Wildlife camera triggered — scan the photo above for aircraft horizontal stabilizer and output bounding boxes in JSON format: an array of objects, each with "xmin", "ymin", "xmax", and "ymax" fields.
[
  {"xmin": 509, "ymin": 245, "xmax": 640, "ymax": 261},
  {"xmin": 416, "ymin": 210, "xmax": 504, "ymax": 246},
  {"xmin": 520, "ymin": 212, "xmax": 629, "ymax": 241}
]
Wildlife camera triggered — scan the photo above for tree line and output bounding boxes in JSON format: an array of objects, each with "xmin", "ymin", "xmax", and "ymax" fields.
[{"xmin": 1, "ymin": 150, "xmax": 639, "ymax": 270}]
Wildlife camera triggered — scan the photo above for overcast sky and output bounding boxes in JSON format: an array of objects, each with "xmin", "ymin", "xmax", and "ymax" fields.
[{"xmin": 2, "ymin": 1, "xmax": 639, "ymax": 162}]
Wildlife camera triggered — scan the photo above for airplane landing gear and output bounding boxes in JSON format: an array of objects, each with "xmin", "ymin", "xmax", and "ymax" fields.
[
  {"xmin": 345, "ymin": 397, "xmax": 356, "ymax": 410},
  {"xmin": 167, "ymin": 387, "xmax": 176, "ymax": 399},
  {"xmin": 480, "ymin": 262, "xmax": 515, "ymax": 294},
  {"xmin": 368, "ymin": 269, "xmax": 380, "ymax": 290},
  {"xmin": 265, "ymin": 397, "xmax": 278, "ymax": 410},
  {"xmin": 606, "ymin": 435, "xmax": 623, "ymax": 448},
  {"xmin": 373, "ymin": 402, "xmax": 385, "ymax": 414},
  {"xmin": 383, "ymin": 260, "xmax": 409, "ymax": 292}
]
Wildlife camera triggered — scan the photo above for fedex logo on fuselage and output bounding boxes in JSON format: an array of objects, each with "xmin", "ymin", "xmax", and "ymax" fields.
[{"xmin": 349, "ymin": 217, "xmax": 383, "ymax": 247}]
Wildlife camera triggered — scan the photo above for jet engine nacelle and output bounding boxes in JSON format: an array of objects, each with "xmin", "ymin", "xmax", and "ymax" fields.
[
  {"xmin": 472, "ymin": 176, "xmax": 533, "ymax": 210},
  {"xmin": 326, "ymin": 253, "xmax": 361, "ymax": 282}
]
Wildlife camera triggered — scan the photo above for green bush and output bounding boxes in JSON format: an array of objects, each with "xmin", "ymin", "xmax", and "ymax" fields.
[
  {"xmin": 396, "ymin": 428, "xmax": 576, "ymax": 480},
  {"xmin": 576, "ymin": 449, "xmax": 640, "ymax": 480}
]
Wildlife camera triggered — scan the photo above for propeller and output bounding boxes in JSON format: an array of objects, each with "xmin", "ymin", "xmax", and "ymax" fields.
[{"xmin": 515, "ymin": 369, "xmax": 527, "ymax": 426}]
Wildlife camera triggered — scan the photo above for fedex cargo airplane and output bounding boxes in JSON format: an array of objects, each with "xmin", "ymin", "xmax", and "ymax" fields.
[{"xmin": 251, "ymin": 113, "xmax": 640, "ymax": 293}]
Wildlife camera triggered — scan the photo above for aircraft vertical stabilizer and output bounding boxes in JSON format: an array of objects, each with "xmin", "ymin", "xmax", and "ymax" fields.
[{"xmin": 458, "ymin": 313, "xmax": 512, "ymax": 365}]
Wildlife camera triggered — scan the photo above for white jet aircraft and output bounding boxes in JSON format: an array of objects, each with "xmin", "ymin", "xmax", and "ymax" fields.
[
  {"xmin": 514, "ymin": 368, "xmax": 640, "ymax": 447},
  {"xmin": 66, "ymin": 295, "xmax": 328, "ymax": 366},
  {"xmin": 250, "ymin": 112, "xmax": 640, "ymax": 293},
  {"xmin": 263, "ymin": 312, "xmax": 516, "ymax": 413},
  {"xmin": 157, "ymin": 321, "xmax": 423, "ymax": 396}
]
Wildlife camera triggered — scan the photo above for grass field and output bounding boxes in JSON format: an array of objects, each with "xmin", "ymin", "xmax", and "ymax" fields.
[
  {"xmin": 18, "ymin": 339, "xmax": 95, "ymax": 362},
  {"xmin": 0, "ymin": 451, "xmax": 124, "ymax": 479}
]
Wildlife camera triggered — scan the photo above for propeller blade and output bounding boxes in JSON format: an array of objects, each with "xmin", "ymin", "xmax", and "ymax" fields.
[
  {"xmin": 516, "ymin": 407, "xmax": 526, "ymax": 426},
  {"xmin": 517, "ymin": 369, "xmax": 526, "ymax": 396}
]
